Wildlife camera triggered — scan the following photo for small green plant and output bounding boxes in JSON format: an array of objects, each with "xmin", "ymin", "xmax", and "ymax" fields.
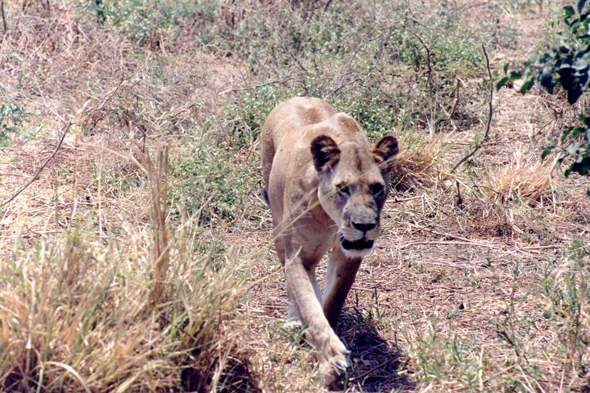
[
  {"xmin": 0, "ymin": 103, "xmax": 29, "ymax": 147},
  {"xmin": 77, "ymin": 0, "xmax": 211, "ymax": 46},
  {"xmin": 501, "ymin": 0, "xmax": 544, "ymax": 12},
  {"xmin": 169, "ymin": 143, "xmax": 255, "ymax": 225},
  {"xmin": 537, "ymin": 240, "xmax": 590, "ymax": 372},
  {"xmin": 542, "ymin": 114, "xmax": 590, "ymax": 178},
  {"xmin": 277, "ymin": 322, "xmax": 309, "ymax": 348}
]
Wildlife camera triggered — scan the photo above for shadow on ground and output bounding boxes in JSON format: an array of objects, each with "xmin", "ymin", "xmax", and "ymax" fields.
[
  {"xmin": 336, "ymin": 310, "xmax": 415, "ymax": 392},
  {"xmin": 181, "ymin": 343, "xmax": 261, "ymax": 393}
]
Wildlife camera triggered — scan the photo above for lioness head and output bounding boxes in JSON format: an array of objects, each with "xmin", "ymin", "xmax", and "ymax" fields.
[{"xmin": 311, "ymin": 133, "xmax": 398, "ymax": 258}]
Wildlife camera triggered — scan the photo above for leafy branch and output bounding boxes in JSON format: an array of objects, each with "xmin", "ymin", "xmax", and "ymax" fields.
[{"xmin": 499, "ymin": 0, "xmax": 590, "ymax": 178}]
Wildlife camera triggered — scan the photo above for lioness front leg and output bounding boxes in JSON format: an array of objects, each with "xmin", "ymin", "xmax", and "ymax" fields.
[
  {"xmin": 284, "ymin": 251, "xmax": 350, "ymax": 385},
  {"xmin": 323, "ymin": 246, "xmax": 363, "ymax": 329},
  {"xmin": 282, "ymin": 250, "xmax": 323, "ymax": 328}
]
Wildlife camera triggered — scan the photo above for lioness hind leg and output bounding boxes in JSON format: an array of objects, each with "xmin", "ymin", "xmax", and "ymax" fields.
[
  {"xmin": 323, "ymin": 246, "xmax": 363, "ymax": 329},
  {"xmin": 261, "ymin": 187, "xmax": 271, "ymax": 209}
]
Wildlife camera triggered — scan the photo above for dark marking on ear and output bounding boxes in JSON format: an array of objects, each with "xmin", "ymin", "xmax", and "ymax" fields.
[
  {"xmin": 372, "ymin": 136, "xmax": 399, "ymax": 173},
  {"xmin": 311, "ymin": 135, "xmax": 341, "ymax": 173}
]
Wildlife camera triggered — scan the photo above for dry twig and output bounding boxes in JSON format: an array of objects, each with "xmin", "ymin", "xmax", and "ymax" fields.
[
  {"xmin": 0, "ymin": 0, "xmax": 6, "ymax": 33},
  {"xmin": 452, "ymin": 45, "xmax": 494, "ymax": 172},
  {"xmin": 350, "ymin": 359, "xmax": 393, "ymax": 382},
  {"xmin": 76, "ymin": 142, "xmax": 148, "ymax": 175},
  {"xmin": 280, "ymin": 36, "xmax": 308, "ymax": 74},
  {"xmin": 449, "ymin": 78, "xmax": 461, "ymax": 120},
  {"xmin": 140, "ymin": 145, "xmax": 171, "ymax": 305},
  {"xmin": 0, "ymin": 123, "xmax": 71, "ymax": 208}
]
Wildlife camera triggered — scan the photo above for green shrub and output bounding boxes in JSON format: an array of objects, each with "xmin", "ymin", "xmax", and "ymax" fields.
[
  {"xmin": 78, "ymin": 0, "xmax": 215, "ymax": 46},
  {"xmin": 169, "ymin": 142, "xmax": 255, "ymax": 225},
  {"xmin": 0, "ymin": 103, "xmax": 29, "ymax": 147},
  {"xmin": 502, "ymin": 1, "xmax": 590, "ymax": 178},
  {"xmin": 219, "ymin": 1, "xmax": 497, "ymax": 147}
]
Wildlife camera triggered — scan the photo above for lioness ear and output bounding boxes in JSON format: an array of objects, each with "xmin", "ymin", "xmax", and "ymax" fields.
[
  {"xmin": 372, "ymin": 136, "xmax": 399, "ymax": 173},
  {"xmin": 311, "ymin": 135, "xmax": 341, "ymax": 173}
]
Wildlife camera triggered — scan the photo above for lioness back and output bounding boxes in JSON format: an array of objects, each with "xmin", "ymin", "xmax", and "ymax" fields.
[{"xmin": 261, "ymin": 97, "xmax": 337, "ymax": 188}]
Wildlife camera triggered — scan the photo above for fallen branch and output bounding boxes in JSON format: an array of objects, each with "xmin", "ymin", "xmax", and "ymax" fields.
[
  {"xmin": 452, "ymin": 45, "xmax": 493, "ymax": 172},
  {"xmin": 0, "ymin": 123, "xmax": 71, "ymax": 208},
  {"xmin": 403, "ymin": 24, "xmax": 432, "ymax": 85},
  {"xmin": 449, "ymin": 78, "xmax": 461, "ymax": 120},
  {"xmin": 1, "ymin": 0, "xmax": 6, "ymax": 33}
]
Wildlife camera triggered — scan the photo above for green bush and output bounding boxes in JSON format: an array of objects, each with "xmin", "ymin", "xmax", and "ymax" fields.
[
  {"xmin": 0, "ymin": 103, "xmax": 29, "ymax": 147},
  {"xmin": 501, "ymin": 0, "xmax": 590, "ymax": 178},
  {"xmin": 219, "ymin": 1, "xmax": 497, "ymax": 146},
  {"xmin": 169, "ymin": 142, "xmax": 255, "ymax": 225},
  {"xmin": 79, "ymin": 0, "xmax": 214, "ymax": 46}
]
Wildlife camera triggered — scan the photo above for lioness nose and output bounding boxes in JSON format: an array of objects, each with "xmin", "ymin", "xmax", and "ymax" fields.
[{"xmin": 352, "ymin": 222, "xmax": 376, "ymax": 232}]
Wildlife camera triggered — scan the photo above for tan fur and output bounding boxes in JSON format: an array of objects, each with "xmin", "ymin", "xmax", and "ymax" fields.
[{"xmin": 261, "ymin": 97, "xmax": 398, "ymax": 385}]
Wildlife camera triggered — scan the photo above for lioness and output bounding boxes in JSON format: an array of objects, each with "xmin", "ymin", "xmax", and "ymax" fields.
[{"xmin": 261, "ymin": 97, "xmax": 398, "ymax": 385}]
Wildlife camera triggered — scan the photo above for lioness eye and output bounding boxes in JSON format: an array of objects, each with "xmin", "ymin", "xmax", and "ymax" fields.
[
  {"xmin": 371, "ymin": 183, "xmax": 384, "ymax": 195},
  {"xmin": 336, "ymin": 184, "xmax": 350, "ymax": 196}
]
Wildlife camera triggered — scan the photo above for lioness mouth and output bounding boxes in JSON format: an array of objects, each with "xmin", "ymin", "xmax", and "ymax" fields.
[{"xmin": 340, "ymin": 236, "xmax": 374, "ymax": 250}]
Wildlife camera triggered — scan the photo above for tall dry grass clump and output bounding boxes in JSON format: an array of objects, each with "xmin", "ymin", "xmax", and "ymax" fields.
[
  {"xmin": 392, "ymin": 135, "xmax": 448, "ymax": 191},
  {"xmin": 0, "ymin": 146, "xmax": 255, "ymax": 392},
  {"xmin": 0, "ymin": 2, "xmax": 259, "ymax": 389},
  {"xmin": 484, "ymin": 148, "xmax": 555, "ymax": 205}
]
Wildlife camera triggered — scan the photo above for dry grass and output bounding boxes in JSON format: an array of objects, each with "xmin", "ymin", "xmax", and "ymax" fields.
[
  {"xmin": 483, "ymin": 147, "xmax": 555, "ymax": 205},
  {"xmin": 0, "ymin": 0, "xmax": 589, "ymax": 392},
  {"xmin": 393, "ymin": 135, "xmax": 451, "ymax": 192},
  {"xmin": 0, "ymin": 141, "xmax": 256, "ymax": 391}
]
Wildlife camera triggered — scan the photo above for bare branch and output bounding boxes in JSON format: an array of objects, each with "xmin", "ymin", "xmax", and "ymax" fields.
[
  {"xmin": 1, "ymin": 123, "xmax": 71, "ymax": 207},
  {"xmin": 1, "ymin": 0, "xmax": 7, "ymax": 33},
  {"xmin": 408, "ymin": 30, "xmax": 432, "ymax": 85},
  {"xmin": 449, "ymin": 78, "xmax": 461, "ymax": 120},
  {"xmin": 403, "ymin": 15, "xmax": 433, "ymax": 86},
  {"xmin": 280, "ymin": 37, "xmax": 308, "ymax": 74},
  {"xmin": 452, "ymin": 45, "xmax": 493, "ymax": 172}
]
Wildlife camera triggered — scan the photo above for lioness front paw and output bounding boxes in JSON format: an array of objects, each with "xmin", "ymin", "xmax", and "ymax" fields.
[
  {"xmin": 282, "ymin": 319, "xmax": 302, "ymax": 330},
  {"xmin": 318, "ymin": 333, "xmax": 350, "ymax": 387}
]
